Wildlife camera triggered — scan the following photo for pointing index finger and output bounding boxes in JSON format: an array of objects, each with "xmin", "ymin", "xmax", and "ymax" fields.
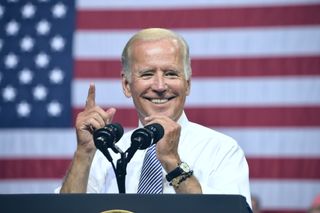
[{"xmin": 85, "ymin": 83, "xmax": 96, "ymax": 109}]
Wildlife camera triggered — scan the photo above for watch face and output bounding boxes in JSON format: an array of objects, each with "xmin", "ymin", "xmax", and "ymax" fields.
[{"xmin": 180, "ymin": 162, "xmax": 190, "ymax": 173}]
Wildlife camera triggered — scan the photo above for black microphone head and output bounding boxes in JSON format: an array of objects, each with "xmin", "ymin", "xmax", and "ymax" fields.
[
  {"xmin": 130, "ymin": 123, "xmax": 164, "ymax": 150},
  {"xmin": 144, "ymin": 123, "xmax": 164, "ymax": 143},
  {"xmin": 131, "ymin": 128, "xmax": 152, "ymax": 150},
  {"xmin": 93, "ymin": 123, "xmax": 124, "ymax": 150},
  {"xmin": 108, "ymin": 123, "xmax": 124, "ymax": 142}
]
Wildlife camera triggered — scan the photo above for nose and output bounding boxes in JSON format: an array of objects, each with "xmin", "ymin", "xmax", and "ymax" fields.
[{"xmin": 151, "ymin": 73, "xmax": 167, "ymax": 93}]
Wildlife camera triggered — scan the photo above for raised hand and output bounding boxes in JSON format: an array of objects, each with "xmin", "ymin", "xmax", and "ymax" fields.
[{"xmin": 75, "ymin": 83, "xmax": 116, "ymax": 153}]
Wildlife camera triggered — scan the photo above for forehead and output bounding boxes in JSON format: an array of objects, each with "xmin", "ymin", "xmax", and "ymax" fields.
[
  {"xmin": 130, "ymin": 38, "xmax": 182, "ymax": 60},
  {"xmin": 133, "ymin": 37, "xmax": 179, "ymax": 50}
]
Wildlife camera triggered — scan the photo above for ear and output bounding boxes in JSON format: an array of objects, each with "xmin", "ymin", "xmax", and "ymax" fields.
[
  {"xmin": 121, "ymin": 72, "xmax": 132, "ymax": 98},
  {"xmin": 186, "ymin": 79, "xmax": 191, "ymax": 96}
]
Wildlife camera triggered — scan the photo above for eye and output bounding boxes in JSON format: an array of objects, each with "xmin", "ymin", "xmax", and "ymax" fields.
[
  {"xmin": 165, "ymin": 70, "xmax": 179, "ymax": 78},
  {"xmin": 140, "ymin": 70, "xmax": 154, "ymax": 79}
]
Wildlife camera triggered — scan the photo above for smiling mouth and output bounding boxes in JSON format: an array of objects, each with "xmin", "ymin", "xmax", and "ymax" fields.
[{"xmin": 145, "ymin": 97, "xmax": 174, "ymax": 104}]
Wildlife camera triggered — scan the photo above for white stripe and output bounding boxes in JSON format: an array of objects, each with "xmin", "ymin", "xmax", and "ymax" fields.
[
  {"xmin": 0, "ymin": 129, "xmax": 76, "ymax": 158},
  {"xmin": 72, "ymin": 79, "xmax": 133, "ymax": 107},
  {"xmin": 220, "ymin": 127, "xmax": 320, "ymax": 157},
  {"xmin": 190, "ymin": 77, "xmax": 320, "ymax": 106},
  {"xmin": 0, "ymin": 180, "xmax": 61, "ymax": 194},
  {"xmin": 251, "ymin": 180, "xmax": 320, "ymax": 210},
  {"xmin": 74, "ymin": 27, "xmax": 320, "ymax": 59},
  {"xmin": 74, "ymin": 30, "xmax": 134, "ymax": 59},
  {"xmin": 1, "ymin": 128, "xmax": 319, "ymax": 157},
  {"xmin": 182, "ymin": 27, "xmax": 320, "ymax": 58},
  {"xmin": 72, "ymin": 77, "xmax": 320, "ymax": 107},
  {"xmin": 77, "ymin": 0, "xmax": 320, "ymax": 9}
]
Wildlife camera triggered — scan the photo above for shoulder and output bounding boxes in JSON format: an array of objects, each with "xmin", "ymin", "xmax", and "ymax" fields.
[
  {"xmin": 180, "ymin": 120, "xmax": 244, "ymax": 159},
  {"xmin": 185, "ymin": 121, "xmax": 238, "ymax": 147},
  {"xmin": 179, "ymin": 121, "xmax": 247, "ymax": 174}
]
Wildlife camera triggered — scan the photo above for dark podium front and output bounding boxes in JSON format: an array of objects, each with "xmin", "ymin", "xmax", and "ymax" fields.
[{"xmin": 0, "ymin": 194, "xmax": 251, "ymax": 213}]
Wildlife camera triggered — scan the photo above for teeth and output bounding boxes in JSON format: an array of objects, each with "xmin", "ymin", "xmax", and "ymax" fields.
[{"xmin": 150, "ymin": 99, "xmax": 169, "ymax": 104}]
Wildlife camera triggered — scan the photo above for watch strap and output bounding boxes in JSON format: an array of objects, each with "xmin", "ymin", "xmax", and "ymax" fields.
[
  {"xmin": 170, "ymin": 170, "xmax": 193, "ymax": 188},
  {"xmin": 165, "ymin": 162, "xmax": 192, "ymax": 182},
  {"xmin": 166, "ymin": 165, "xmax": 183, "ymax": 182}
]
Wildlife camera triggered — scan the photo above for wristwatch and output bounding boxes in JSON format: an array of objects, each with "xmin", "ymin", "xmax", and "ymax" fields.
[{"xmin": 165, "ymin": 162, "xmax": 192, "ymax": 182}]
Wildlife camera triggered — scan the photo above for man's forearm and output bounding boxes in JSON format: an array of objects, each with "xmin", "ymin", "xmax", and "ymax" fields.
[
  {"xmin": 60, "ymin": 149, "xmax": 95, "ymax": 193},
  {"xmin": 174, "ymin": 175, "xmax": 202, "ymax": 194}
]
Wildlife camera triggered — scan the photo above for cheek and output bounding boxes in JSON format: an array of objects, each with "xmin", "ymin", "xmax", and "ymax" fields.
[
  {"xmin": 129, "ymin": 82, "xmax": 145, "ymax": 97},
  {"xmin": 133, "ymin": 80, "xmax": 151, "ymax": 90}
]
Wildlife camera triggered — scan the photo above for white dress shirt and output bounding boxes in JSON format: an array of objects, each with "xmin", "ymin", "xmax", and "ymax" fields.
[{"xmin": 87, "ymin": 112, "xmax": 251, "ymax": 207}]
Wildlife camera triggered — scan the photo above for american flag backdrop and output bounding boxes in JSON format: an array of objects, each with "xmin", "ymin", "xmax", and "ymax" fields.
[{"xmin": 1, "ymin": 0, "xmax": 320, "ymax": 212}]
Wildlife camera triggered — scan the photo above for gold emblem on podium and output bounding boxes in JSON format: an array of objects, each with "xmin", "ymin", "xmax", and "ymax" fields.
[{"xmin": 101, "ymin": 210, "xmax": 133, "ymax": 213}]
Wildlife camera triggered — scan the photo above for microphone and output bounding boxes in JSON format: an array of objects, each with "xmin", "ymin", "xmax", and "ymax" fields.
[
  {"xmin": 93, "ymin": 123, "xmax": 124, "ymax": 154},
  {"xmin": 130, "ymin": 123, "xmax": 164, "ymax": 150}
]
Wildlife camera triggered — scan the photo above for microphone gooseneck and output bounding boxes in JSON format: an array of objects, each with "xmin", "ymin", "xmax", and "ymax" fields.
[{"xmin": 93, "ymin": 123, "xmax": 126, "ymax": 193}]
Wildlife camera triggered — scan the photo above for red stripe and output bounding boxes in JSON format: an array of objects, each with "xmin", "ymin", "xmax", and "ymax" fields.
[
  {"xmin": 75, "ymin": 56, "xmax": 320, "ymax": 78},
  {"xmin": 75, "ymin": 59, "xmax": 121, "ymax": 79},
  {"xmin": 1, "ymin": 157, "xmax": 318, "ymax": 179},
  {"xmin": 0, "ymin": 159, "xmax": 71, "ymax": 179},
  {"xmin": 249, "ymin": 158, "xmax": 320, "ymax": 179},
  {"xmin": 77, "ymin": 4, "xmax": 320, "ymax": 29},
  {"xmin": 185, "ymin": 107, "xmax": 320, "ymax": 127},
  {"xmin": 73, "ymin": 106, "xmax": 320, "ymax": 127}
]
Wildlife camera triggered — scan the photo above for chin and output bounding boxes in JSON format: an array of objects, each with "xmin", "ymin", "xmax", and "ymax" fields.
[{"xmin": 146, "ymin": 110, "xmax": 173, "ymax": 118}]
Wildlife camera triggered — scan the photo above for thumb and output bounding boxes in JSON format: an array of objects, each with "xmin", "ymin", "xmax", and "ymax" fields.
[{"xmin": 105, "ymin": 107, "xmax": 116, "ymax": 124}]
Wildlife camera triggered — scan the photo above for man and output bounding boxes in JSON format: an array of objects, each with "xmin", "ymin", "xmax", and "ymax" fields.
[{"xmin": 60, "ymin": 28, "xmax": 251, "ymax": 206}]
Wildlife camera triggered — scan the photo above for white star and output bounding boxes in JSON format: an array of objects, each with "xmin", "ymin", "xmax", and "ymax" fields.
[
  {"xmin": 36, "ymin": 19, "xmax": 51, "ymax": 35},
  {"xmin": 20, "ymin": 36, "xmax": 34, "ymax": 52},
  {"xmin": 6, "ymin": 20, "xmax": 20, "ymax": 36},
  {"xmin": 19, "ymin": 68, "xmax": 33, "ymax": 84},
  {"xmin": 33, "ymin": 85, "xmax": 48, "ymax": 101},
  {"xmin": 47, "ymin": 101, "xmax": 62, "ymax": 117},
  {"xmin": 17, "ymin": 101, "xmax": 31, "ymax": 117},
  {"xmin": 0, "ymin": 5, "xmax": 4, "ymax": 18},
  {"xmin": 50, "ymin": 35, "xmax": 65, "ymax": 51},
  {"xmin": 52, "ymin": 2, "xmax": 67, "ymax": 18},
  {"xmin": 21, "ymin": 3, "xmax": 36, "ymax": 18},
  {"xmin": 4, "ymin": 53, "xmax": 19, "ymax": 69},
  {"xmin": 49, "ymin": 68, "xmax": 64, "ymax": 84},
  {"xmin": 35, "ymin": 52, "xmax": 50, "ymax": 68},
  {"xmin": 2, "ymin": 85, "xmax": 17, "ymax": 102}
]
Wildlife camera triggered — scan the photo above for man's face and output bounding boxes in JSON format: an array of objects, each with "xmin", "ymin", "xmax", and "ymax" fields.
[{"xmin": 122, "ymin": 38, "xmax": 190, "ymax": 124}]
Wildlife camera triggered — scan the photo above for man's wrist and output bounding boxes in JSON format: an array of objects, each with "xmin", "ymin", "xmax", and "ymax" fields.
[
  {"xmin": 169, "ymin": 170, "xmax": 193, "ymax": 188},
  {"xmin": 166, "ymin": 162, "xmax": 193, "ymax": 188}
]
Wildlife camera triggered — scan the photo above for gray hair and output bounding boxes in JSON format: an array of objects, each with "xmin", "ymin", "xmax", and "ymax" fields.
[{"xmin": 121, "ymin": 28, "xmax": 192, "ymax": 81}]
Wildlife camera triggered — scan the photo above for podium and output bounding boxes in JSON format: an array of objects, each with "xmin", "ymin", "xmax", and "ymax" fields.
[{"xmin": 0, "ymin": 194, "xmax": 252, "ymax": 213}]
